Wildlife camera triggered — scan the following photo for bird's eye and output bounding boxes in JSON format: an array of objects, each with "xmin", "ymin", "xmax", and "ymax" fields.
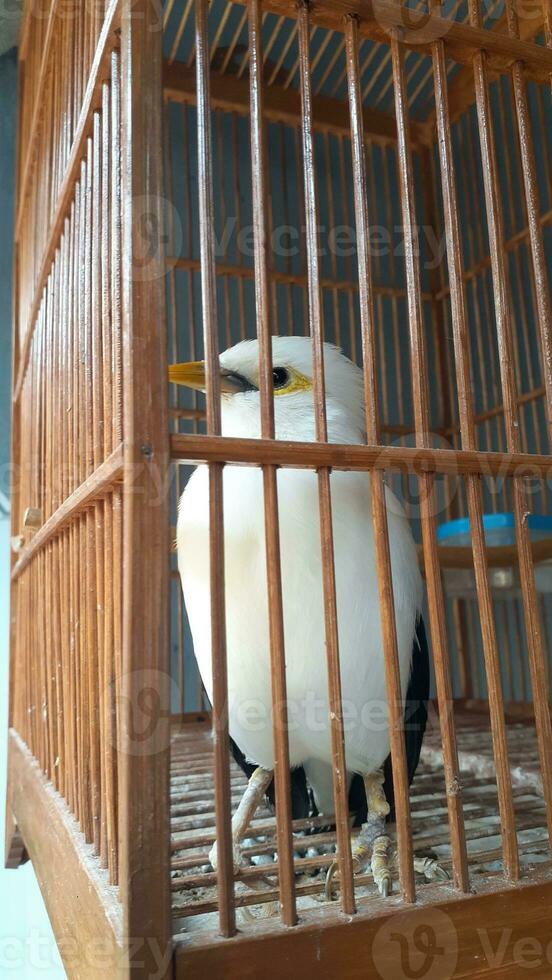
[{"xmin": 272, "ymin": 367, "xmax": 290, "ymax": 390}]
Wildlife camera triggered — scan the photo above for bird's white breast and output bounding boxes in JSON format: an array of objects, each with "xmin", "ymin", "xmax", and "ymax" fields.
[{"xmin": 177, "ymin": 462, "xmax": 422, "ymax": 795}]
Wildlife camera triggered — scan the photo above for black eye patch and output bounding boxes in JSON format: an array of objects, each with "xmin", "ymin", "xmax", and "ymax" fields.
[
  {"xmin": 272, "ymin": 367, "xmax": 290, "ymax": 389},
  {"xmin": 222, "ymin": 370, "xmax": 258, "ymax": 393}
]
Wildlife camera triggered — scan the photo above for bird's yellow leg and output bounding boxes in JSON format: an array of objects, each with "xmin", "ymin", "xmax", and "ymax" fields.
[
  {"xmin": 363, "ymin": 769, "xmax": 392, "ymax": 897},
  {"xmin": 325, "ymin": 768, "xmax": 392, "ymax": 900},
  {"xmin": 209, "ymin": 766, "xmax": 273, "ymax": 873},
  {"xmin": 354, "ymin": 774, "xmax": 450, "ymax": 889}
]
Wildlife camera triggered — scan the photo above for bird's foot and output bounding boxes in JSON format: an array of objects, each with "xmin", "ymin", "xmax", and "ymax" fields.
[
  {"xmin": 208, "ymin": 838, "xmax": 245, "ymax": 875},
  {"xmin": 324, "ymin": 812, "xmax": 390, "ymax": 900},
  {"xmin": 386, "ymin": 849, "xmax": 450, "ymax": 882},
  {"xmin": 371, "ymin": 834, "xmax": 392, "ymax": 896},
  {"xmin": 209, "ymin": 766, "xmax": 274, "ymax": 876}
]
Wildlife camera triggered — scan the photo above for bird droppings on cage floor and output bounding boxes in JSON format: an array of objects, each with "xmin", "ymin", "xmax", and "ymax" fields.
[{"xmin": 169, "ymin": 714, "xmax": 552, "ymax": 937}]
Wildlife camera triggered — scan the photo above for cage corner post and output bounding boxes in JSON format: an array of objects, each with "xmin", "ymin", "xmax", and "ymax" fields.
[{"xmin": 119, "ymin": 0, "xmax": 172, "ymax": 974}]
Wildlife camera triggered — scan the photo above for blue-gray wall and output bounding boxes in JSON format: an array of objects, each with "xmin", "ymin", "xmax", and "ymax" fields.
[{"xmin": 164, "ymin": 70, "xmax": 552, "ymax": 708}]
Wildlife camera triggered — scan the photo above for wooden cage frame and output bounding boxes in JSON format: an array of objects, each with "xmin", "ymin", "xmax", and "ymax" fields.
[{"xmin": 5, "ymin": 0, "xmax": 552, "ymax": 977}]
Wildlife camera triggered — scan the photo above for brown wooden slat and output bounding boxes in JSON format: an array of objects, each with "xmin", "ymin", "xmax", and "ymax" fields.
[
  {"xmin": 430, "ymin": 0, "xmax": 519, "ymax": 885},
  {"xmin": 249, "ymin": 0, "xmax": 297, "ymax": 928},
  {"xmin": 429, "ymin": 539, "xmax": 552, "ymax": 570},
  {"xmin": 163, "ymin": 58, "xmax": 428, "ymax": 146},
  {"xmin": 167, "ymin": 253, "xmax": 434, "ymax": 301},
  {"xmin": 11, "ymin": 444, "xmax": 124, "ymax": 581},
  {"xmin": 174, "ymin": 878, "xmax": 552, "ymax": 977},
  {"xmin": 506, "ymin": 3, "xmax": 552, "ymax": 445},
  {"xmin": 15, "ymin": 0, "xmax": 62, "ymax": 242},
  {"xmin": 297, "ymin": 0, "xmax": 355, "ymax": 915},
  {"xmin": 443, "ymin": 384, "xmax": 549, "ymax": 437},
  {"xmin": 170, "ymin": 433, "xmax": 552, "ymax": 478},
  {"xmin": 194, "ymin": 0, "xmax": 235, "ymax": 938},
  {"xmin": 469, "ymin": 0, "xmax": 552, "ymax": 857},
  {"xmin": 13, "ymin": 0, "xmax": 121, "ymax": 404},
  {"xmin": 345, "ymin": 13, "xmax": 416, "ymax": 904},
  {"xmin": 230, "ymin": 0, "xmax": 552, "ymax": 80},
  {"xmin": 117, "ymin": 0, "xmax": 172, "ymax": 969},
  {"xmin": 435, "ymin": 210, "xmax": 552, "ymax": 306},
  {"xmin": 422, "ymin": 6, "xmax": 544, "ymax": 129}
]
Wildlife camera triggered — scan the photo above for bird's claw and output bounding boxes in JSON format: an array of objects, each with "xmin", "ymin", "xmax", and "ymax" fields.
[
  {"xmin": 324, "ymin": 859, "xmax": 339, "ymax": 901},
  {"xmin": 414, "ymin": 855, "xmax": 450, "ymax": 882},
  {"xmin": 324, "ymin": 845, "xmax": 393, "ymax": 901},
  {"xmin": 371, "ymin": 834, "xmax": 392, "ymax": 898},
  {"xmin": 378, "ymin": 874, "xmax": 390, "ymax": 897}
]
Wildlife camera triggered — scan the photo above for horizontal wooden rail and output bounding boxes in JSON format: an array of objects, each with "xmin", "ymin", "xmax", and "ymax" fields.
[
  {"xmin": 169, "ymin": 405, "xmax": 428, "ymax": 437},
  {"xmin": 419, "ymin": 539, "xmax": 552, "ymax": 569},
  {"xmin": 435, "ymin": 206, "xmax": 552, "ymax": 303},
  {"xmin": 424, "ymin": 7, "xmax": 545, "ymax": 127},
  {"xmin": 15, "ymin": 0, "xmax": 61, "ymax": 241},
  {"xmin": 13, "ymin": 0, "xmax": 121, "ymax": 403},
  {"xmin": 11, "ymin": 443, "xmax": 124, "ymax": 581},
  {"xmin": 231, "ymin": 0, "xmax": 552, "ymax": 81},
  {"xmin": 170, "ymin": 433, "xmax": 552, "ymax": 478},
  {"xmin": 445, "ymin": 386, "xmax": 547, "ymax": 436},
  {"xmin": 450, "ymin": 697, "xmax": 547, "ymax": 721},
  {"xmin": 163, "ymin": 59, "xmax": 428, "ymax": 146},
  {"xmin": 167, "ymin": 255, "xmax": 434, "ymax": 302},
  {"xmin": 174, "ymin": 880, "xmax": 552, "ymax": 976}
]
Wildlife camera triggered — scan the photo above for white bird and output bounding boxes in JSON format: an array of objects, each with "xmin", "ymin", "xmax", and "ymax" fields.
[{"xmin": 171, "ymin": 336, "xmax": 445, "ymax": 898}]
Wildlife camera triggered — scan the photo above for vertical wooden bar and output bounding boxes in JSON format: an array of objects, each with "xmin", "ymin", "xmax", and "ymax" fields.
[
  {"xmin": 345, "ymin": 14, "xmax": 417, "ymax": 903},
  {"xmin": 248, "ymin": 0, "xmax": 297, "ymax": 927},
  {"xmin": 119, "ymin": 0, "xmax": 172, "ymax": 969},
  {"xmin": 297, "ymin": 0, "xmax": 355, "ymax": 915},
  {"xmin": 111, "ymin": 48, "xmax": 123, "ymax": 882},
  {"xmin": 92, "ymin": 110, "xmax": 105, "ymax": 862},
  {"xmin": 544, "ymin": 0, "xmax": 552, "ymax": 65},
  {"xmin": 506, "ymin": 1, "xmax": 552, "ymax": 447},
  {"xmin": 429, "ymin": 0, "xmax": 516, "ymax": 885},
  {"xmin": 85, "ymin": 133, "xmax": 101, "ymax": 853},
  {"xmin": 6, "ymin": 58, "xmax": 24, "ymax": 838},
  {"xmin": 101, "ymin": 74, "xmax": 118, "ymax": 883},
  {"xmin": 469, "ymin": 0, "xmax": 552, "ymax": 851},
  {"xmin": 195, "ymin": 0, "xmax": 236, "ymax": 938}
]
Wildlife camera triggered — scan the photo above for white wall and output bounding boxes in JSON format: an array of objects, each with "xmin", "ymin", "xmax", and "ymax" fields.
[
  {"xmin": 0, "ymin": 509, "xmax": 66, "ymax": 977},
  {"xmin": 0, "ymin": 37, "xmax": 66, "ymax": 977}
]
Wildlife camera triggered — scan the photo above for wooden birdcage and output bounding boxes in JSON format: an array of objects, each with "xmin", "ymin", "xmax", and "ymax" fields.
[{"xmin": 5, "ymin": 0, "xmax": 552, "ymax": 976}]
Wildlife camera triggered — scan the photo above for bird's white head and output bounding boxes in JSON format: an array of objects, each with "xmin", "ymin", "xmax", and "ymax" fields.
[{"xmin": 169, "ymin": 336, "xmax": 366, "ymax": 443}]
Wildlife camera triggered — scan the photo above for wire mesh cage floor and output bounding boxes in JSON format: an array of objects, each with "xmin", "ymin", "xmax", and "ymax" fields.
[{"xmin": 169, "ymin": 711, "xmax": 552, "ymax": 941}]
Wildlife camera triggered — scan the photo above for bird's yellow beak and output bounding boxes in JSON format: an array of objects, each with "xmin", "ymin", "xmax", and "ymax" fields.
[
  {"xmin": 168, "ymin": 360, "xmax": 207, "ymax": 391},
  {"xmin": 168, "ymin": 361, "xmax": 255, "ymax": 394}
]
